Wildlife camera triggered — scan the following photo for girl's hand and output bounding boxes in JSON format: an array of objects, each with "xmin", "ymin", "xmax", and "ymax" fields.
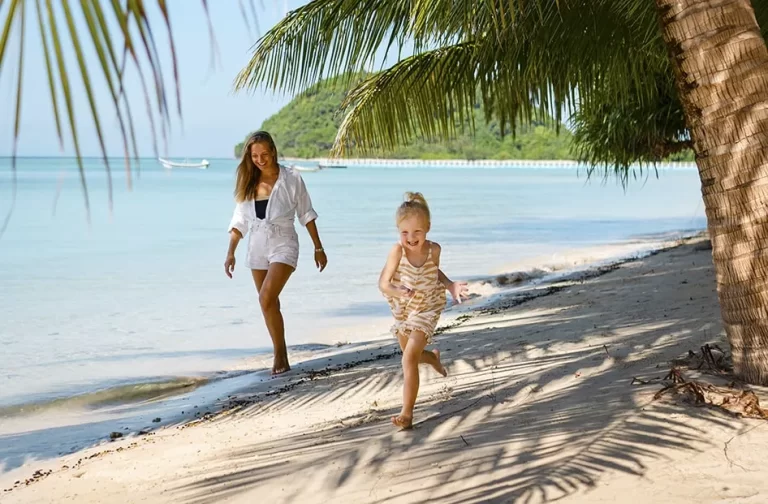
[
  {"xmin": 224, "ymin": 254, "xmax": 236, "ymax": 278},
  {"xmin": 448, "ymin": 281, "xmax": 469, "ymax": 304},
  {"xmin": 398, "ymin": 285, "xmax": 415, "ymax": 298},
  {"xmin": 315, "ymin": 249, "xmax": 328, "ymax": 272}
]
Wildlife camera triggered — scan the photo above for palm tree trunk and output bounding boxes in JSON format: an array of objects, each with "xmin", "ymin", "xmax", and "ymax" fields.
[{"xmin": 655, "ymin": 0, "xmax": 768, "ymax": 385}]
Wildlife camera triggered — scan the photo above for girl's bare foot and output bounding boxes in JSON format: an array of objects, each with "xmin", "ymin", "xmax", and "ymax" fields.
[
  {"xmin": 430, "ymin": 349, "xmax": 447, "ymax": 377},
  {"xmin": 391, "ymin": 414, "xmax": 413, "ymax": 430}
]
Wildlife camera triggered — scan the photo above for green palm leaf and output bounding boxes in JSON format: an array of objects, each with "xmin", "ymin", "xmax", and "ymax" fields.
[
  {"xmin": 1, "ymin": 0, "xmax": 23, "ymax": 237},
  {"xmin": 0, "ymin": 0, "xmax": 261, "ymax": 237},
  {"xmin": 233, "ymin": 0, "xmax": 414, "ymax": 96},
  {"xmin": 332, "ymin": 43, "xmax": 481, "ymax": 156},
  {"xmin": 330, "ymin": 0, "xmax": 669, "ymax": 157},
  {"xmin": 235, "ymin": 0, "xmax": 676, "ymax": 168},
  {"xmin": 236, "ymin": 0, "xmax": 768, "ymax": 174}
]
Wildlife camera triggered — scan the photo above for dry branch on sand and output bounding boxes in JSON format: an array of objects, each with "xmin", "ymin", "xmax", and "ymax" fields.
[{"xmin": 655, "ymin": 347, "xmax": 768, "ymax": 420}]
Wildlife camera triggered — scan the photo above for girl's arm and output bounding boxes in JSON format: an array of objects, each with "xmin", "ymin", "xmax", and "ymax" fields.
[
  {"xmin": 432, "ymin": 242, "xmax": 469, "ymax": 304},
  {"xmin": 432, "ymin": 243, "xmax": 450, "ymax": 285},
  {"xmin": 379, "ymin": 245, "xmax": 411, "ymax": 298},
  {"xmin": 438, "ymin": 269, "xmax": 452, "ymax": 288}
]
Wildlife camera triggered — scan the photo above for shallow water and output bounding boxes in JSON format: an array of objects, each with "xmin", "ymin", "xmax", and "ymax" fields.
[{"xmin": 0, "ymin": 158, "xmax": 706, "ymax": 414}]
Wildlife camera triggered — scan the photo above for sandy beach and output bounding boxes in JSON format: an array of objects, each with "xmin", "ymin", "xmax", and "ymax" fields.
[{"xmin": 3, "ymin": 234, "xmax": 767, "ymax": 504}]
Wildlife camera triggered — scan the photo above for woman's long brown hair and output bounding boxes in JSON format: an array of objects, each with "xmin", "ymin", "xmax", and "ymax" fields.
[{"xmin": 234, "ymin": 131, "xmax": 278, "ymax": 202}]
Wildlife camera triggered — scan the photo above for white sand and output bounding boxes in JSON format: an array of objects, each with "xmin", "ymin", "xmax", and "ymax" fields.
[{"xmin": 2, "ymin": 235, "xmax": 767, "ymax": 504}]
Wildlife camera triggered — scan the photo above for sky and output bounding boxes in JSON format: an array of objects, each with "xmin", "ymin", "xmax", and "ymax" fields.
[{"xmin": 0, "ymin": 0, "xmax": 317, "ymax": 159}]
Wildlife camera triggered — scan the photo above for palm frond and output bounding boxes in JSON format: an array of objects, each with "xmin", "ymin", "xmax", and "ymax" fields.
[
  {"xmin": 333, "ymin": 43, "xmax": 481, "ymax": 156},
  {"xmin": 571, "ymin": 71, "xmax": 692, "ymax": 186},
  {"xmin": 200, "ymin": 0, "xmax": 221, "ymax": 73},
  {"xmin": 62, "ymin": 0, "xmax": 115, "ymax": 211},
  {"xmin": 239, "ymin": 0, "xmax": 676, "ymax": 174},
  {"xmin": 1, "ymin": 0, "xmax": 264, "ymax": 237},
  {"xmin": 90, "ymin": 0, "xmax": 141, "ymax": 183},
  {"xmin": 331, "ymin": 0, "xmax": 669, "ymax": 161},
  {"xmin": 233, "ymin": 0, "xmax": 413, "ymax": 96},
  {"xmin": 0, "ymin": 0, "xmax": 23, "ymax": 238},
  {"xmin": 34, "ymin": 0, "xmax": 63, "ymax": 146},
  {"xmin": 45, "ymin": 0, "xmax": 91, "ymax": 221}
]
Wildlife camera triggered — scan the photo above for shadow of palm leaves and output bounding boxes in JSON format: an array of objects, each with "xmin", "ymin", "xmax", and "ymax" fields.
[{"xmin": 172, "ymin": 247, "xmax": 744, "ymax": 504}]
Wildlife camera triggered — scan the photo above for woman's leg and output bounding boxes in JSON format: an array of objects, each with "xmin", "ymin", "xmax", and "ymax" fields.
[{"xmin": 251, "ymin": 262, "xmax": 294, "ymax": 374}]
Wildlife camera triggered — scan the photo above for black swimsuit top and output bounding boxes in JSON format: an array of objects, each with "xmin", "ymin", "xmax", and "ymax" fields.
[{"xmin": 255, "ymin": 199, "xmax": 268, "ymax": 220}]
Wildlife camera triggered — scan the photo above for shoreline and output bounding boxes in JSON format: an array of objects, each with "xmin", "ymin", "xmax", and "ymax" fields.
[
  {"xmin": 0, "ymin": 230, "xmax": 707, "ymax": 478},
  {"xmin": 11, "ymin": 232, "xmax": 768, "ymax": 504},
  {"xmin": 282, "ymin": 157, "xmax": 698, "ymax": 169},
  {"xmin": 0, "ymin": 229, "xmax": 703, "ymax": 411},
  {"xmin": 0, "ymin": 231, "xmax": 721, "ymax": 498},
  {"xmin": 1, "ymin": 156, "xmax": 698, "ymax": 169}
]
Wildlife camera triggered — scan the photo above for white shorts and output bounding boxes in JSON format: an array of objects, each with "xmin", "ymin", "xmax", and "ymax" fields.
[{"xmin": 247, "ymin": 221, "xmax": 300, "ymax": 270}]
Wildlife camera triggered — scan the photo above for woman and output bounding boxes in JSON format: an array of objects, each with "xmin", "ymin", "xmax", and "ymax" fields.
[{"xmin": 225, "ymin": 131, "xmax": 328, "ymax": 375}]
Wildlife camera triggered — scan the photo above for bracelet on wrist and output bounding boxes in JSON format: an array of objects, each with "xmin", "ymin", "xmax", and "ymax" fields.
[{"xmin": 315, "ymin": 247, "xmax": 324, "ymax": 253}]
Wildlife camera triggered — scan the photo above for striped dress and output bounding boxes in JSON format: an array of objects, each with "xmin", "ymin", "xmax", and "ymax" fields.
[{"xmin": 386, "ymin": 242, "xmax": 447, "ymax": 344}]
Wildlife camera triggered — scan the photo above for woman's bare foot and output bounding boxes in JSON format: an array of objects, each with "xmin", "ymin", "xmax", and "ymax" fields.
[
  {"xmin": 430, "ymin": 349, "xmax": 447, "ymax": 377},
  {"xmin": 272, "ymin": 355, "xmax": 291, "ymax": 375},
  {"xmin": 391, "ymin": 414, "xmax": 413, "ymax": 430}
]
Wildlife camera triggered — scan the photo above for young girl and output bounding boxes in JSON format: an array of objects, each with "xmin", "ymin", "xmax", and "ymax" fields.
[{"xmin": 378, "ymin": 192, "xmax": 468, "ymax": 429}]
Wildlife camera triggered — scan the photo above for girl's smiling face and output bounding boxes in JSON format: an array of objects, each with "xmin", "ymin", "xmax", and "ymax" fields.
[{"xmin": 398, "ymin": 214, "xmax": 430, "ymax": 251}]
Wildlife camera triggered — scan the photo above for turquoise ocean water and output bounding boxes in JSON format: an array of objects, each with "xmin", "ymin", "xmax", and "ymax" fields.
[{"xmin": 0, "ymin": 157, "xmax": 707, "ymax": 469}]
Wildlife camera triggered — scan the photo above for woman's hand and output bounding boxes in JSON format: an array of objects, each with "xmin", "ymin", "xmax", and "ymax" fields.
[
  {"xmin": 315, "ymin": 249, "xmax": 328, "ymax": 272},
  {"xmin": 224, "ymin": 254, "xmax": 236, "ymax": 278},
  {"xmin": 447, "ymin": 281, "xmax": 469, "ymax": 304}
]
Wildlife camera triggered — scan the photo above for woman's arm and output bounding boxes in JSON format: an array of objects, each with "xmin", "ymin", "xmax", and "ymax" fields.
[
  {"xmin": 294, "ymin": 173, "xmax": 326, "ymax": 271},
  {"xmin": 228, "ymin": 229, "xmax": 242, "ymax": 255},
  {"xmin": 225, "ymin": 202, "xmax": 250, "ymax": 279},
  {"xmin": 305, "ymin": 219, "xmax": 328, "ymax": 272},
  {"xmin": 228, "ymin": 200, "xmax": 250, "ymax": 238},
  {"xmin": 295, "ymin": 174, "xmax": 319, "ymax": 226},
  {"xmin": 306, "ymin": 219, "xmax": 323, "ymax": 250},
  {"xmin": 224, "ymin": 229, "xmax": 242, "ymax": 278}
]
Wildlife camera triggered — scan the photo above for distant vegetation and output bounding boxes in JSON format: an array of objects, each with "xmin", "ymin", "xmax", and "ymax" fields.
[
  {"xmin": 235, "ymin": 77, "xmax": 576, "ymax": 160},
  {"xmin": 235, "ymin": 76, "xmax": 696, "ymax": 162}
]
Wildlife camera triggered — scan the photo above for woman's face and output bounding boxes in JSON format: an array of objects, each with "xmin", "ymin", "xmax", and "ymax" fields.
[{"xmin": 250, "ymin": 141, "xmax": 275, "ymax": 171}]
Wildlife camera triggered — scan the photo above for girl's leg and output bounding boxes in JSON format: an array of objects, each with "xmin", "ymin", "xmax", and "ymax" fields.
[
  {"xmin": 251, "ymin": 263, "xmax": 294, "ymax": 375},
  {"xmin": 396, "ymin": 331, "xmax": 447, "ymax": 377},
  {"xmin": 393, "ymin": 330, "xmax": 436, "ymax": 429}
]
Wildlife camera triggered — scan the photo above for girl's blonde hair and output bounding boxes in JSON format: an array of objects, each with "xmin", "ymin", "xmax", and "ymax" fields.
[
  {"xmin": 234, "ymin": 131, "xmax": 278, "ymax": 202},
  {"xmin": 396, "ymin": 191, "xmax": 431, "ymax": 227}
]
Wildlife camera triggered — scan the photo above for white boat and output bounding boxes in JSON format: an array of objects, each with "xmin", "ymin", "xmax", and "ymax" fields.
[
  {"xmin": 290, "ymin": 164, "xmax": 322, "ymax": 173},
  {"xmin": 158, "ymin": 158, "xmax": 210, "ymax": 169}
]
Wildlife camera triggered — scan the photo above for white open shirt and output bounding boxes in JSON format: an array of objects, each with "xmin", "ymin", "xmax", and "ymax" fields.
[{"xmin": 228, "ymin": 164, "xmax": 318, "ymax": 237}]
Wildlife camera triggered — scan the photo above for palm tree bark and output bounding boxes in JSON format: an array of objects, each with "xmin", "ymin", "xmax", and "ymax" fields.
[{"xmin": 655, "ymin": 0, "xmax": 768, "ymax": 384}]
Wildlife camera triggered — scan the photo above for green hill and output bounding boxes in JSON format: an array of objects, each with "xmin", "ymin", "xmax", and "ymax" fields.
[{"xmin": 235, "ymin": 78, "xmax": 575, "ymax": 160}]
